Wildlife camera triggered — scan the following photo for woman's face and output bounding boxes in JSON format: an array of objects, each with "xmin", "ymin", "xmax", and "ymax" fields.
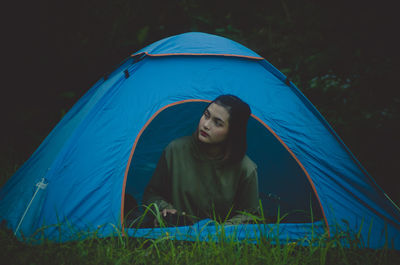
[{"xmin": 198, "ymin": 103, "xmax": 230, "ymax": 144}]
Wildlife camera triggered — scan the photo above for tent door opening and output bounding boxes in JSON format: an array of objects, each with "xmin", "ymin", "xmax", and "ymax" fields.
[{"xmin": 124, "ymin": 101, "xmax": 323, "ymax": 224}]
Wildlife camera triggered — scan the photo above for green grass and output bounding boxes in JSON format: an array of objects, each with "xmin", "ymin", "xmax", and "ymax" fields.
[
  {"xmin": 1, "ymin": 160, "xmax": 399, "ymax": 264},
  {"xmin": 1, "ymin": 184, "xmax": 399, "ymax": 265},
  {"xmin": 1, "ymin": 223, "xmax": 399, "ymax": 265}
]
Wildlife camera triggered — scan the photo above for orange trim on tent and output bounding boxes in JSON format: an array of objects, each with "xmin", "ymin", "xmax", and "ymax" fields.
[
  {"xmin": 121, "ymin": 99, "xmax": 330, "ymax": 237},
  {"xmin": 120, "ymin": 99, "xmax": 210, "ymax": 229},
  {"xmin": 131, "ymin": 51, "xmax": 264, "ymax": 60},
  {"xmin": 251, "ymin": 114, "xmax": 330, "ymax": 237}
]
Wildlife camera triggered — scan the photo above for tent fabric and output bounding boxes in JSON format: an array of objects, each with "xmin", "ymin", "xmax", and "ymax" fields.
[
  {"xmin": 132, "ymin": 32, "xmax": 263, "ymax": 59},
  {"xmin": 0, "ymin": 32, "xmax": 399, "ymax": 249}
]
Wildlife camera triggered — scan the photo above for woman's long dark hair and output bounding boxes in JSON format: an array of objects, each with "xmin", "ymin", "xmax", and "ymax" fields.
[{"xmin": 210, "ymin": 94, "xmax": 251, "ymax": 164}]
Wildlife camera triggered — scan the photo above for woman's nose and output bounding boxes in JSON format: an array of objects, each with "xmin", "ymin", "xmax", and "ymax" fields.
[{"xmin": 204, "ymin": 120, "xmax": 210, "ymax": 129}]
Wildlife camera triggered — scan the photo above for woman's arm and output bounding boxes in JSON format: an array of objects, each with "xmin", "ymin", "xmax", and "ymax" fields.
[
  {"xmin": 227, "ymin": 168, "xmax": 260, "ymax": 224},
  {"xmin": 142, "ymin": 150, "xmax": 174, "ymax": 211}
]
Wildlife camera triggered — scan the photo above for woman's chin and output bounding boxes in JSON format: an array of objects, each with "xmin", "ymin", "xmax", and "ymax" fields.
[{"xmin": 198, "ymin": 134, "xmax": 210, "ymax": 143}]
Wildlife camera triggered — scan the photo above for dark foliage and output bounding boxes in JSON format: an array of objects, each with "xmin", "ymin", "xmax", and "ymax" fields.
[{"xmin": 2, "ymin": 0, "xmax": 399, "ymax": 203}]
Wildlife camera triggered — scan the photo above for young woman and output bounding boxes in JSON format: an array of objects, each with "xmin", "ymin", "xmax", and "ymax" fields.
[{"xmin": 143, "ymin": 95, "xmax": 259, "ymax": 225}]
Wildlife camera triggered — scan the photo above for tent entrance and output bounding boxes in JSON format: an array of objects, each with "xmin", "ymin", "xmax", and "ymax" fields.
[{"xmin": 124, "ymin": 101, "xmax": 323, "ymax": 223}]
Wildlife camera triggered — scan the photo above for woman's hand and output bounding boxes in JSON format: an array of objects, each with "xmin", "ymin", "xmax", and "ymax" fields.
[
  {"xmin": 154, "ymin": 208, "xmax": 177, "ymax": 227},
  {"xmin": 161, "ymin": 208, "xmax": 177, "ymax": 217}
]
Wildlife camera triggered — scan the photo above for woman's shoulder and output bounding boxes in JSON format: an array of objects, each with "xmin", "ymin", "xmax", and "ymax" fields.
[
  {"xmin": 164, "ymin": 135, "xmax": 193, "ymax": 153},
  {"xmin": 239, "ymin": 155, "xmax": 257, "ymax": 175}
]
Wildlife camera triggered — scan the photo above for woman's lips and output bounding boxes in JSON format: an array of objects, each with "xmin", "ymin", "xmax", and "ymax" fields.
[{"xmin": 200, "ymin": 130, "xmax": 209, "ymax": 137}]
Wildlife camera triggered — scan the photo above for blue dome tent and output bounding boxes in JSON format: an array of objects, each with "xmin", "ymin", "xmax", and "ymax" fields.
[{"xmin": 1, "ymin": 32, "xmax": 399, "ymax": 248}]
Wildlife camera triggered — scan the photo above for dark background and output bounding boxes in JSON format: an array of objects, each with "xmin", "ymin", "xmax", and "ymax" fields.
[{"xmin": 2, "ymin": 0, "xmax": 399, "ymax": 204}]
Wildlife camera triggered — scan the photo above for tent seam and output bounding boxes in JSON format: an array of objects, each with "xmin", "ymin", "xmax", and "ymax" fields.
[{"xmin": 131, "ymin": 51, "xmax": 264, "ymax": 60}]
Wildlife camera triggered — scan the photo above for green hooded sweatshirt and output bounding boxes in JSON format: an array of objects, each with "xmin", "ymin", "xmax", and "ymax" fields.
[{"xmin": 143, "ymin": 134, "xmax": 259, "ymax": 224}]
